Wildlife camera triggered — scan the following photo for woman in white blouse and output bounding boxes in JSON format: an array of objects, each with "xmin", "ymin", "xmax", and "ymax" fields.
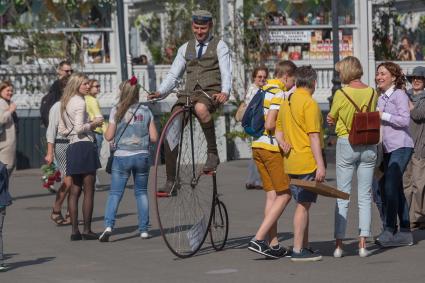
[
  {"xmin": 59, "ymin": 73, "xmax": 103, "ymax": 241},
  {"xmin": 245, "ymin": 66, "xmax": 268, "ymax": 190}
]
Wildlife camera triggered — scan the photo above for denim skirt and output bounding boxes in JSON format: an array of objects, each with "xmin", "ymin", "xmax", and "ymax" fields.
[{"xmin": 66, "ymin": 141, "xmax": 101, "ymax": 175}]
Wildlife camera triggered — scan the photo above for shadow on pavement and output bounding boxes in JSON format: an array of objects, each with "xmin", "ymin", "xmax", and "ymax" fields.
[
  {"xmin": 221, "ymin": 232, "xmax": 293, "ymax": 250},
  {"xmin": 90, "ymin": 212, "xmax": 136, "ymax": 223},
  {"xmin": 3, "ymin": 253, "xmax": 19, "ymax": 260},
  {"xmin": 12, "ymin": 192, "xmax": 56, "ymax": 201},
  {"xmin": 111, "ymin": 228, "xmax": 161, "ymax": 242},
  {"xmin": 4, "ymin": 256, "xmax": 55, "ymax": 272},
  {"xmin": 184, "ymin": 232, "xmax": 294, "ymax": 259}
]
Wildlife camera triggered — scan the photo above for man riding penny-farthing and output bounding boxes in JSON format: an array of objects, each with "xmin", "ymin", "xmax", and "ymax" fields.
[{"xmin": 148, "ymin": 10, "xmax": 231, "ymax": 258}]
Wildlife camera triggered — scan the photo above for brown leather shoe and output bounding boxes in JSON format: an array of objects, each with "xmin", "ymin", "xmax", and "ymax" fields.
[{"xmin": 203, "ymin": 153, "xmax": 220, "ymax": 173}]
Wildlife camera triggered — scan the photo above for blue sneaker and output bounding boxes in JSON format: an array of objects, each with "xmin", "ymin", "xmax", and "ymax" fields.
[
  {"xmin": 376, "ymin": 230, "xmax": 396, "ymax": 247},
  {"xmin": 291, "ymin": 248, "xmax": 322, "ymax": 262}
]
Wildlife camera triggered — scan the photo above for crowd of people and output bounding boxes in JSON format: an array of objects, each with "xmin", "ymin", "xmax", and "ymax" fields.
[
  {"xmin": 1, "ymin": 9, "xmax": 425, "ymax": 271},
  {"xmin": 244, "ymin": 58, "xmax": 425, "ymax": 261}
]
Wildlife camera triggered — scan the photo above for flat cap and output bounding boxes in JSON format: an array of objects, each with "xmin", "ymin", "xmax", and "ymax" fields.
[
  {"xmin": 407, "ymin": 66, "xmax": 425, "ymax": 83},
  {"xmin": 192, "ymin": 10, "xmax": 213, "ymax": 24}
]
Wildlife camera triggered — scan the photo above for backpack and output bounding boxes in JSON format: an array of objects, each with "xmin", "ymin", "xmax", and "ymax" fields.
[
  {"xmin": 40, "ymin": 80, "xmax": 62, "ymax": 127},
  {"xmin": 339, "ymin": 88, "xmax": 380, "ymax": 145},
  {"xmin": 241, "ymin": 86, "xmax": 277, "ymax": 138}
]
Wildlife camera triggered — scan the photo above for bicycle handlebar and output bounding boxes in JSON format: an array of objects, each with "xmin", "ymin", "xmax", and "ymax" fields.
[{"xmin": 140, "ymin": 89, "xmax": 214, "ymax": 106}]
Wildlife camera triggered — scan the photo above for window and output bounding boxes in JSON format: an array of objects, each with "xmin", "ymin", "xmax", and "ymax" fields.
[
  {"xmin": 245, "ymin": 0, "xmax": 355, "ymax": 63},
  {"xmin": 0, "ymin": 0, "xmax": 113, "ymax": 65},
  {"xmin": 373, "ymin": 0, "xmax": 425, "ymax": 61}
]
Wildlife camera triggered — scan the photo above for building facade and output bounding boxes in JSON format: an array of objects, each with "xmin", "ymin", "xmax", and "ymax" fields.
[{"xmin": 0, "ymin": 0, "xmax": 423, "ymax": 167}]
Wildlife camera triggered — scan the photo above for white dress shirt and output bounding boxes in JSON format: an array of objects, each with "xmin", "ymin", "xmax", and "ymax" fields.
[{"xmin": 158, "ymin": 35, "xmax": 232, "ymax": 96}]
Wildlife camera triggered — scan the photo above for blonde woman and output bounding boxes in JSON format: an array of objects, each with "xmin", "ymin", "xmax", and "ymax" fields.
[
  {"xmin": 58, "ymin": 73, "xmax": 103, "ymax": 241},
  {"xmin": 327, "ymin": 57, "xmax": 378, "ymax": 257},
  {"xmin": 99, "ymin": 77, "xmax": 158, "ymax": 242},
  {"xmin": 0, "ymin": 81, "xmax": 17, "ymax": 176}
]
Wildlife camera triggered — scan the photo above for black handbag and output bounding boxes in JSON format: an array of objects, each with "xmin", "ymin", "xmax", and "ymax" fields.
[
  {"xmin": 106, "ymin": 103, "xmax": 142, "ymax": 174},
  {"xmin": 105, "ymin": 152, "xmax": 114, "ymax": 174}
]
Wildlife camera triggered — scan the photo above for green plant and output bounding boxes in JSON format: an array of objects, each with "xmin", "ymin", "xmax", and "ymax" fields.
[{"xmin": 225, "ymin": 130, "xmax": 249, "ymax": 141}]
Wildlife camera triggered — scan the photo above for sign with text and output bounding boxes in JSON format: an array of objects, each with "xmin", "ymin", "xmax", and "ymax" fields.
[{"xmin": 269, "ymin": 30, "xmax": 311, "ymax": 43}]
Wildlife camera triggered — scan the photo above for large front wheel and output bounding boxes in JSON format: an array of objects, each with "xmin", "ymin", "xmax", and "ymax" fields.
[{"xmin": 153, "ymin": 108, "xmax": 215, "ymax": 258}]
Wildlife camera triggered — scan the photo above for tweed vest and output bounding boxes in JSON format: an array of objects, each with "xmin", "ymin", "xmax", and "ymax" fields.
[{"xmin": 184, "ymin": 37, "xmax": 221, "ymax": 94}]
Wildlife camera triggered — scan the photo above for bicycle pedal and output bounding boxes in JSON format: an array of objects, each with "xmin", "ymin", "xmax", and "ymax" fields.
[
  {"xmin": 202, "ymin": 170, "xmax": 216, "ymax": 176},
  {"xmin": 156, "ymin": 191, "xmax": 177, "ymax": 198}
]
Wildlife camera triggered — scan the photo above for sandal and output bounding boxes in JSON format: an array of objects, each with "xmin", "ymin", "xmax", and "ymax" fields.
[
  {"xmin": 50, "ymin": 211, "xmax": 65, "ymax": 225},
  {"xmin": 62, "ymin": 212, "xmax": 72, "ymax": 225}
]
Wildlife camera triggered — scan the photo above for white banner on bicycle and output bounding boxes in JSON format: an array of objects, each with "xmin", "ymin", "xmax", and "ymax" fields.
[
  {"xmin": 166, "ymin": 116, "xmax": 182, "ymax": 151},
  {"xmin": 187, "ymin": 215, "xmax": 207, "ymax": 251}
]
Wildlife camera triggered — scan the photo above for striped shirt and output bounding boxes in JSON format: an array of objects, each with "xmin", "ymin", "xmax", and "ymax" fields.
[{"xmin": 251, "ymin": 79, "xmax": 288, "ymax": 152}]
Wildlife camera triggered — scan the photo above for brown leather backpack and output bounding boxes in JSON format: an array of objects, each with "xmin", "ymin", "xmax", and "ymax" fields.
[{"xmin": 339, "ymin": 88, "xmax": 380, "ymax": 145}]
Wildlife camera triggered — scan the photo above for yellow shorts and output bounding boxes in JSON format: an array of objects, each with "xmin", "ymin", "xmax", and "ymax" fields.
[{"xmin": 252, "ymin": 148, "xmax": 290, "ymax": 192}]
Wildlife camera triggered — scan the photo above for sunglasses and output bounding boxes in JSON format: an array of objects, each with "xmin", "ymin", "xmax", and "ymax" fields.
[
  {"xmin": 92, "ymin": 85, "xmax": 101, "ymax": 88},
  {"xmin": 63, "ymin": 69, "xmax": 73, "ymax": 74},
  {"xmin": 411, "ymin": 76, "xmax": 424, "ymax": 81},
  {"xmin": 255, "ymin": 75, "xmax": 267, "ymax": 79}
]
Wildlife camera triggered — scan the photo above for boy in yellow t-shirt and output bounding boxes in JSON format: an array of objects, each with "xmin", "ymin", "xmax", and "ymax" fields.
[
  {"xmin": 248, "ymin": 60, "xmax": 297, "ymax": 259},
  {"xmin": 276, "ymin": 65, "xmax": 325, "ymax": 262}
]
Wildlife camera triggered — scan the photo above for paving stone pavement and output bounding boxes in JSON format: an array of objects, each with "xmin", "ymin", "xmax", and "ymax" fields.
[{"xmin": 1, "ymin": 159, "xmax": 425, "ymax": 283}]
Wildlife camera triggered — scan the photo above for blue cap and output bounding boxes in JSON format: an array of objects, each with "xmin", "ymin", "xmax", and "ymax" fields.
[{"xmin": 192, "ymin": 10, "xmax": 213, "ymax": 24}]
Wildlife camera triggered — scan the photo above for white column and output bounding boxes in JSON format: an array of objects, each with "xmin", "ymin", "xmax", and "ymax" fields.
[
  {"xmin": 112, "ymin": 10, "xmax": 122, "ymax": 82},
  {"xmin": 358, "ymin": 0, "xmax": 370, "ymax": 84},
  {"xmin": 367, "ymin": 0, "xmax": 376, "ymax": 87},
  {"xmin": 124, "ymin": 0, "xmax": 133, "ymax": 78},
  {"xmin": 160, "ymin": 13, "xmax": 167, "ymax": 48},
  {"xmin": 220, "ymin": 0, "xmax": 230, "ymax": 40},
  {"xmin": 227, "ymin": 0, "xmax": 245, "ymax": 101}
]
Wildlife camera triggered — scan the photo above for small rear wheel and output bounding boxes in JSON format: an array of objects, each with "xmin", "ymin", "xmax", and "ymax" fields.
[{"xmin": 209, "ymin": 200, "xmax": 229, "ymax": 251}]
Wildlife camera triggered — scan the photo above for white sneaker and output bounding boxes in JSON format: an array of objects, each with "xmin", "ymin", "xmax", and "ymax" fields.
[
  {"xmin": 333, "ymin": 247, "xmax": 344, "ymax": 258},
  {"xmin": 140, "ymin": 231, "xmax": 151, "ymax": 239},
  {"xmin": 99, "ymin": 227, "xmax": 112, "ymax": 242},
  {"xmin": 359, "ymin": 248, "xmax": 370, "ymax": 258}
]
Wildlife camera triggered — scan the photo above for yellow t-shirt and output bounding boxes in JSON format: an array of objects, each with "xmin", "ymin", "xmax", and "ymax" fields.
[
  {"xmin": 251, "ymin": 79, "xmax": 287, "ymax": 152},
  {"xmin": 85, "ymin": 95, "xmax": 107, "ymax": 134},
  {"xmin": 329, "ymin": 86, "xmax": 377, "ymax": 137},
  {"xmin": 276, "ymin": 87, "xmax": 324, "ymax": 175}
]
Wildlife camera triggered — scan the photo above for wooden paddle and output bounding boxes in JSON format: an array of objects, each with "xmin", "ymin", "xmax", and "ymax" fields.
[{"xmin": 290, "ymin": 179, "xmax": 350, "ymax": 200}]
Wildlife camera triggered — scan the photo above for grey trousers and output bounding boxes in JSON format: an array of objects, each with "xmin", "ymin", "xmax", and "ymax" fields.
[
  {"xmin": 0, "ymin": 207, "xmax": 5, "ymax": 264},
  {"xmin": 403, "ymin": 155, "xmax": 425, "ymax": 224}
]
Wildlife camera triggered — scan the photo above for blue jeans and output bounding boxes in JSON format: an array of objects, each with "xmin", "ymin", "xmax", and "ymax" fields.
[
  {"xmin": 104, "ymin": 153, "xmax": 150, "ymax": 232},
  {"xmin": 334, "ymin": 138, "xmax": 376, "ymax": 239},
  {"xmin": 382, "ymin": 147, "xmax": 413, "ymax": 232}
]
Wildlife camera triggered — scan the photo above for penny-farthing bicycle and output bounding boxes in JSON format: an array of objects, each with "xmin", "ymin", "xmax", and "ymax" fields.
[{"xmin": 152, "ymin": 93, "xmax": 229, "ymax": 258}]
